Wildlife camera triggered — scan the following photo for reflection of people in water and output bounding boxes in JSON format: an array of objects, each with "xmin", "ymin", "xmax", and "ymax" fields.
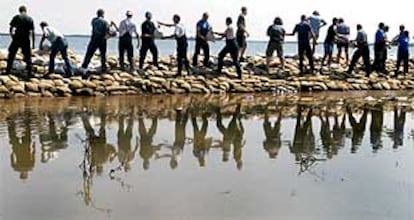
[
  {"xmin": 81, "ymin": 110, "xmax": 116, "ymax": 176},
  {"xmin": 171, "ymin": 109, "xmax": 188, "ymax": 169},
  {"xmin": 319, "ymin": 114, "xmax": 336, "ymax": 159},
  {"xmin": 138, "ymin": 113, "xmax": 159, "ymax": 170},
  {"xmin": 389, "ymin": 106, "xmax": 406, "ymax": 149},
  {"xmin": 39, "ymin": 112, "xmax": 72, "ymax": 163},
  {"xmin": 8, "ymin": 113, "xmax": 35, "ymax": 180},
  {"xmin": 216, "ymin": 104, "xmax": 245, "ymax": 170},
  {"xmin": 191, "ymin": 109, "xmax": 210, "ymax": 167},
  {"xmin": 263, "ymin": 106, "xmax": 282, "ymax": 159},
  {"xmin": 347, "ymin": 105, "xmax": 368, "ymax": 153},
  {"xmin": 117, "ymin": 111, "xmax": 138, "ymax": 172},
  {"xmin": 370, "ymin": 104, "xmax": 384, "ymax": 152},
  {"xmin": 332, "ymin": 112, "xmax": 346, "ymax": 150},
  {"xmin": 291, "ymin": 106, "xmax": 315, "ymax": 161}
]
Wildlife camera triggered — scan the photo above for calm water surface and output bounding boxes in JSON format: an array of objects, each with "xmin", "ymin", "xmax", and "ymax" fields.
[{"xmin": 1, "ymin": 92, "xmax": 414, "ymax": 220}]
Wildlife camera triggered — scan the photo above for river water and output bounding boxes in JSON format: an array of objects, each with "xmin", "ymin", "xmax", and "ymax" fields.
[{"xmin": 1, "ymin": 92, "xmax": 414, "ymax": 220}]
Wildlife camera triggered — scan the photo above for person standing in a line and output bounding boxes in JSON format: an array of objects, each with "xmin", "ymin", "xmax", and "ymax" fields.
[
  {"xmin": 214, "ymin": 17, "xmax": 242, "ymax": 79},
  {"xmin": 39, "ymin": 22, "xmax": 73, "ymax": 77},
  {"xmin": 139, "ymin": 12, "xmax": 159, "ymax": 70},
  {"xmin": 112, "ymin": 10, "xmax": 140, "ymax": 73},
  {"xmin": 373, "ymin": 23, "xmax": 387, "ymax": 73},
  {"xmin": 193, "ymin": 13, "xmax": 211, "ymax": 68},
  {"xmin": 336, "ymin": 18, "xmax": 350, "ymax": 64},
  {"xmin": 5, "ymin": 6, "xmax": 35, "ymax": 79},
  {"xmin": 158, "ymin": 15, "xmax": 191, "ymax": 77},
  {"xmin": 320, "ymin": 17, "xmax": 337, "ymax": 72},
  {"xmin": 81, "ymin": 9, "xmax": 114, "ymax": 76},
  {"xmin": 287, "ymin": 15, "xmax": 316, "ymax": 75},
  {"xmin": 347, "ymin": 24, "xmax": 371, "ymax": 76},
  {"xmin": 237, "ymin": 7, "xmax": 249, "ymax": 62},
  {"xmin": 265, "ymin": 17, "xmax": 286, "ymax": 73},
  {"xmin": 392, "ymin": 25, "xmax": 410, "ymax": 75},
  {"xmin": 308, "ymin": 11, "xmax": 327, "ymax": 55}
]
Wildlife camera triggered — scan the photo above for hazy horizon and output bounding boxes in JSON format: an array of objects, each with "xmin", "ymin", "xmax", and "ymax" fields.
[{"xmin": 1, "ymin": 0, "xmax": 413, "ymax": 42}]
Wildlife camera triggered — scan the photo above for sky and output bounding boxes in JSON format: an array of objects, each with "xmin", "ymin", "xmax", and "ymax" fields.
[{"xmin": 0, "ymin": 0, "xmax": 413, "ymax": 42}]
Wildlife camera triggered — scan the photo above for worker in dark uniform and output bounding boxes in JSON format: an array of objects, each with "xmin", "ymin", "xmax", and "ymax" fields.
[
  {"xmin": 159, "ymin": 14, "xmax": 191, "ymax": 76},
  {"xmin": 139, "ymin": 12, "xmax": 159, "ymax": 70},
  {"xmin": 214, "ymin": 17, "xmax": 242, "ymax": 79},
  {"xmin": 5, "ymin": 6, "xmax": 35, "ymax": 79},
  {"xmin": 192, "ymin": 13, "xmax": 211, "ymax": 67},
  {"xmin": 81, "ymin": 9, "xmax": 113, "ymax": 76},
  {"xmin": 236, "ymin": 7, "xmax": 249, "ymax": 62}
]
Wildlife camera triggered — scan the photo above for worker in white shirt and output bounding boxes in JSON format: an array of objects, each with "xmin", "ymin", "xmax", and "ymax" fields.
[
  {"xmin": 158, "ymin": 15, "xmax": 191, "ymax": 76},
  {"xmin": 112, "ymin": 10, "xmax": 140, "ymax": 72},
  {"xmin": 39, "ymin": 21, "xmax": 73, "ymax": 77}
]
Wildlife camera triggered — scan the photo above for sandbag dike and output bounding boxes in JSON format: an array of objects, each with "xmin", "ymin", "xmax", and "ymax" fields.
[{"xmin": 1, "ymin": 50, "xmax": 414, "ymax": 98}]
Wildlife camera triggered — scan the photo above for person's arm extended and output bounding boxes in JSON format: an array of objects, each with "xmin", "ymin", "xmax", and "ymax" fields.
[
  {"xmin": 158, "ymin": 21, "xmax": 174, "ymax": 27},
  {"xmin": 213, "ymin": 31, "xmax": 225, "ymax": 40},
  {"xmin": 31, "ymin": 29, "xmax": 35, "ymax": 49},
  {"xmin": 162, "ymin": 34, "xmax": 175, "ymax": 40},
  {"xmin": 286, "ymin": 26, "xmax": 296, "ymax": 36},
  {"xmin": 135, "ymin": 31, "xmax": 140, "ymax": 48},
  {"xmin": 320, "ymin": 19, "xmax": 327, "ymax": 28},
  {"xmin": 39, "ymin": 34, "xmax": 46, "ymax": 50},
  {"xmin": 111, "ymin": 21, "xmax": 119, "ymax": 32}
]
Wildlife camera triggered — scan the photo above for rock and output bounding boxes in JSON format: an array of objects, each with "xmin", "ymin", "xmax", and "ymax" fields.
[
  {"xmin": 25, "ymin": 82, "xmax": 40, "ymax": 92},
  {"xmin": 11, "ymin": 85, "xmax": 25, "ymax": 93},
  {"xmin": 0, "ymin": 85, "xmax": 9, "ymax": 93},
  {"xmin": 69, "ymin": 80, "xmax": 84, "ymax": 89},
  {"xmin": 41, "ymin": 90, "xmax": 54, "ymax": 97}
]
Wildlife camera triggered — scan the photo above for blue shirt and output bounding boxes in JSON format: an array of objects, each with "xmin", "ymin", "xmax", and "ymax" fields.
[
  {"xmin": 293, "ymin": 22, "xmax": 313, "ymax": 45},
  {"xmin": 398, "ymin": 33, "xmax": 409, "ymax": 52},
  {"xmin": 196, "ymin": 20, "xmax": 210, "ymax": 37},
  {"xmin": 375, "ymin": 29, "xmax": 385, "ymax": 44}
]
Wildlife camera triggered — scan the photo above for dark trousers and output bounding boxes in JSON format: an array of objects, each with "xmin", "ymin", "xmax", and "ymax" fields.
[
  {"xmin": 298, "ymin": 43, "xmax": 314, "ymax": 74},
  {"xmin": 373, "ymin": 43, "xmax": 386, "ymax": 72},
  {"xmin": 218, "ymin": 39, "xmax": 242, "ymax": 77},
  {"xmin": 82, "ymin": 36, "xmax": 107, "ymax": 71},
  {"xmin": 49, "ymin": 37, "xmax": 73, "ymax": 75},
  {"xmin": 119, "ymin": 33, "xmax": 134, "ymax": 70},
  {"xmin": 348, "ymin": 45, "xmax": 371, "ymax": 74},
  {"xmin": 139, "ymin": 38, "xmax": 158, "ymax": 69},
  {"xmin": 396, "ymin": 48, "xmax": 409, "ymax": 73},
  {"xmin": 193, "ymin": 37, "xmax": 210, "ymax": 67},
  {"xmin": 6, "ymin": 38, "xmax": 32, "ymax": 74},
  {"xmin": 177, "ymin": 39, "xmax": 190, "ymax": 76}
]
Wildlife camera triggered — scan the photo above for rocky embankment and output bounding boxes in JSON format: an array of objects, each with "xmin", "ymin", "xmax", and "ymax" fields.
[{"xmin": 1, "ymin": 49, "xmax": 414, "ymax": 98}]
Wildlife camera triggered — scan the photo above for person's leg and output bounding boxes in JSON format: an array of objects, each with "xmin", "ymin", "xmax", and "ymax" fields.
[
  {"xmin": 327, "ymin": 44, "xmax": 333, "ymax": 68},
  {"xmin": 396, "ymin": 49, "xmax": 402, "ymax": 74},
  {"xmin": 202, "ymin": 41, "xmax": 210, "ymax": 67},
  {"xmin": 21, "ymin": 39, "xmax": 32, "ymax": 76},
  {"xmin": 60, "ymin": 39, "xmax": 73, "ymax": 75},
  {"xmin": 139, "ymin": 40, "xmax": 149, "ymax": 69},
  {"xmin": 344, "ymin": 44, "xmax": 349, "ymax": 64},
  {"xmin": 6, "ymin": 40, "xmax": 19, "ymax": 74},
  {"xmin": 362, "ymin": 46, "xmax": 371, "ymax": 75},
  {"xmin": 177, "ymin": 46, "xmax": 184, "ymax": 76},
  {"xmin": 403, "ymin": 51, "xmax": 409, "ymax": 74},
  {"xmin": 48, "ymin": 41, "xmax": 59, "ymax": 74},
  {"xmin": 298, "ymin": 44, "xmax": 305, "ymax": 74},
  {"xmin": 82, "ymin": 39, "xmax": 99, "ymax": 69},
  {"xmin": 373, "ymin": 44, "xmax": 380, "ymax": 72},
  {"xmin": 217, "ymin": 46, "xmax": 228, "ymax": 73},
  {"xmin": 306, "ymin": 44, "xmax": 314, "ymax": 72},
  {"xmin": 265, "ymin": 42, "xmax": 274, "ymax": 72},
  {"xmin": 321, "ymin": 43, "xmax": 328, "ymax": 67},
  {"xmin": 119, "ymin": 38, "xmax": 126, "ymax": 70},
  {"xmin": 336, "ymin": 44, "xmax": 342, "ymax": 63},
  {"xmin": 312, "ymin": 35, "xmax": 318, "ymax": 55},
  {"xmin": 126, "ymin": 39, "xmax": 134, "ymax": 71},
  {"xmin": 98, "ymin": 39, "xmax": 107, "ymax": 72},
  {"xmin": 149, "ymin": 41, "xmax": 159, "ymax": 67},
  {"xmin": 277, "ymin": 43, "xmax": 285, "ymax": 69},
  {"xmin": 192, "ymin": 39, "xmax": 201, "ymax": 66},
  {"xmin": 230, "ymin": 43, "xmax": 242, "ymax": 78},
  {"xmin": 348, "ymin": 49, "xmax": 361, "ymax": 73}
]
